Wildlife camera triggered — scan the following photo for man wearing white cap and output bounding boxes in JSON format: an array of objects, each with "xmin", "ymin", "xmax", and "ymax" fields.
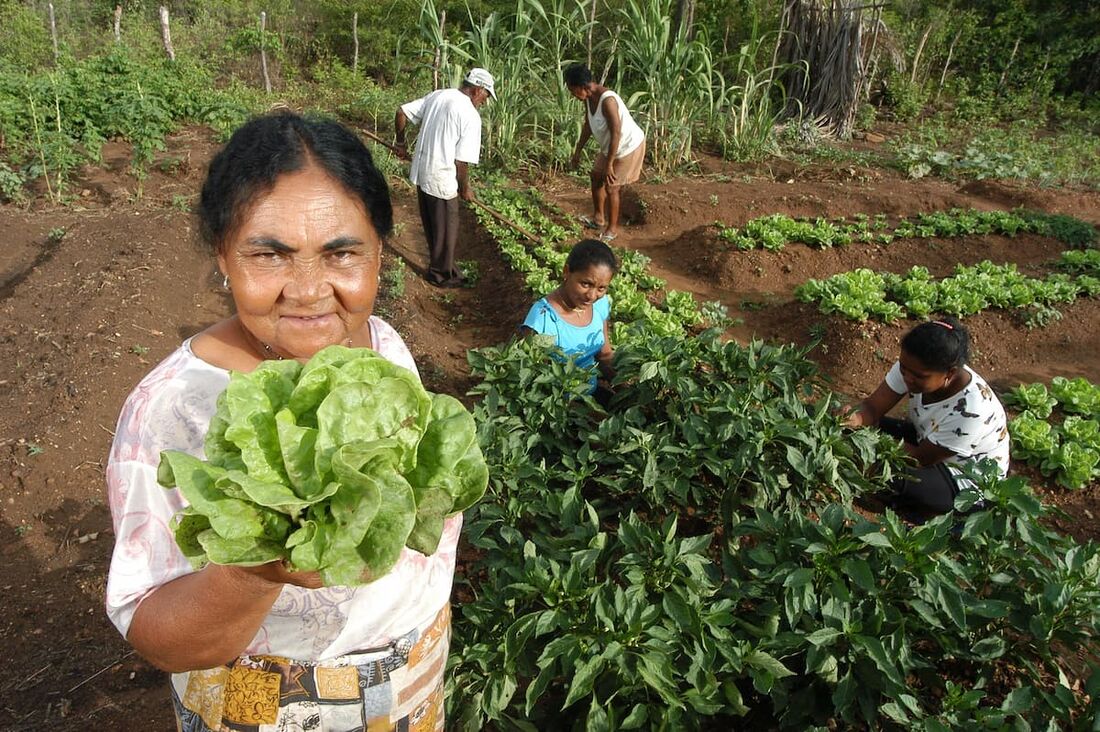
[{"xmin": 395, "ymin": 68, "xmax": 496, "ymax": 287}]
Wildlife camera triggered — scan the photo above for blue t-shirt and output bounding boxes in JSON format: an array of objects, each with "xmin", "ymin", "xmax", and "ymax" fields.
[{"xmin": 522, "ymin": 295, "xmax": 611, "ymax": 369}]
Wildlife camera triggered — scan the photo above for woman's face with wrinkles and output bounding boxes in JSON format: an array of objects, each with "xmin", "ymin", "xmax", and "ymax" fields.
[{"xmin": 217, "ymin": 164, "xmax": 381, "ymax": 361}]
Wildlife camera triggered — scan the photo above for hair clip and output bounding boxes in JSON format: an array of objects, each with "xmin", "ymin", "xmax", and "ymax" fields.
[{"xmin": 932, "ymin": 320, "xmax": 954, "ymax": 330}]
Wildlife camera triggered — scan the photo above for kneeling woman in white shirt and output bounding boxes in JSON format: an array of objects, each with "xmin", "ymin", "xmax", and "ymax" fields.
[{"xmin": 845, "ymin": 317, "xmax": 1010, "ymax": 514}]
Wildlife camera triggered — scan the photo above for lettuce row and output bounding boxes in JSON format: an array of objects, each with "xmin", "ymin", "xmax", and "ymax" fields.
[{"xmin": 157, "ymin": 345, "xmax": 488, "ymax": 585}]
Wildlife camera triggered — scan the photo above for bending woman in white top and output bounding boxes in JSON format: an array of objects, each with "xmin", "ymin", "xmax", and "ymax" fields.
[
  {"xmin": 564, "ymin": 63, "xmax": 646, "ymax": 243},
  {"xmin": 845, "ymin": 317, "xmax": 1010, "ymax": 515}
]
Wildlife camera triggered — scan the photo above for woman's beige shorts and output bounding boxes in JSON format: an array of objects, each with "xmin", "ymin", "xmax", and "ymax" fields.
[{"xmin": 594, "ymin": 140, "xmax": 645, "ymax": 187}]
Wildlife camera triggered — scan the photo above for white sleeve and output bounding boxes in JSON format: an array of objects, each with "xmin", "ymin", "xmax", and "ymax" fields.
[
  {"xmin": 454, "ymin": 109, "xmax": 482, "ymax": 165},
  {"xmin": 370, "ymin": 316, "xmax": 420, "ymax": 380},
  {"xmin": 401, "ymin": 95, "xmax": 427, "ymax": 125},
  {"xmin": 103, "ymin": 352, "xmax": 225, "ymax": 639},
  {"xmin": 884, "ymin": 361, "xmax": 906, "ymax": 394},
  {"xmin": 104, "ymin": 460, "xmax": 195, "ymax": 638}
]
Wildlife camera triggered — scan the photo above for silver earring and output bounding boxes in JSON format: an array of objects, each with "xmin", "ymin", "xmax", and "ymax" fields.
[{"xmin": 222, "ymin": 274, "xmax": 230, "ymax": 290}]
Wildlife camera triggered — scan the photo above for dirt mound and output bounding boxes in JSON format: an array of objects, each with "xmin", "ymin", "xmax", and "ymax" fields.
[
  {"xmin": 807, "ymin": 299, "xmax": 1100, "ymax": 399},
  {"xmin": 960, "ymin": 179, "xmax": 1100, "ymax": 224}
]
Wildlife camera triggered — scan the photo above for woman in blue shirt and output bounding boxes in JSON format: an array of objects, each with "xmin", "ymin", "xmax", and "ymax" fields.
[{"xmin": 520, "ymin": 239, "xmax": 617, "ymax": 385}]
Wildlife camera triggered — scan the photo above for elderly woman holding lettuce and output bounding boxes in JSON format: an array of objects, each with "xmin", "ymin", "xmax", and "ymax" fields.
[{"xmin": 104, "ymin": 112, "xmax": 482, "ymax": 731}]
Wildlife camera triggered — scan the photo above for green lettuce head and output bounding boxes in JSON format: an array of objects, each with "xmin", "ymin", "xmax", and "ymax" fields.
[{"xmin": 158, "ymin": 345, "xmax": 488, "ymax": 586}]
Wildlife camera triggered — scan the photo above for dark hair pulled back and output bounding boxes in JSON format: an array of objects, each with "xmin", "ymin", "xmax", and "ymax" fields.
[
  {"xmin": 197, "ymin": 111, "xmax": 392, "ymax": 253},
  {"xmin": 901, "ymin": 316, "xmax": 970, "ymax": 371},
  {"xmin": 563, "ymin": 63, "xmax": 594, "ymax": 88},
  {"xmin": 566, "ymin": 239, "xmax": 618, "ymax": 275}
]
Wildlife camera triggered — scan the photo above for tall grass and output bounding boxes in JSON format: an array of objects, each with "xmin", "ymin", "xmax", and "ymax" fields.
[
  {"xmin": 437, "ymin": 0, "xmax": 589, "ymax": 172},
  {"xmin": 612, "ymin": 0, "xmax": 719, "ymax": 175},
  {"xmin": 712, "ymin": 35, "xmax": 801, "ymax": 161}
]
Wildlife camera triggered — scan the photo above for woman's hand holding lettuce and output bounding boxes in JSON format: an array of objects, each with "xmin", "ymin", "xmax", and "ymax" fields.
[{"xmin": 157, "ymin": 345, "xmax": 488, "ymax": 586}]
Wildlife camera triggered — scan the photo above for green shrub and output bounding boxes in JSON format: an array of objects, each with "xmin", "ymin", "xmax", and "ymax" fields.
[
  {"xmin": 450, "ymin": 335, "xmax": 1100, "ymax": 728},
  {"xmin": 0, "ymin": 2, "xmax": 53, "ymax": 68},
  {"xmin": 882, "ymin": 71, "xmax": 927, "ymax": 122},
  {"xmin": 0, "ymin": 160, "xmax": 25, "ymax": 203}
]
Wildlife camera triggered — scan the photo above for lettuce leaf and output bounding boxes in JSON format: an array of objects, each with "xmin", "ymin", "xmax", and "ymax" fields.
[{"xmin": 158, "ymin": 344, "xmax": 488, "ymax": 585}]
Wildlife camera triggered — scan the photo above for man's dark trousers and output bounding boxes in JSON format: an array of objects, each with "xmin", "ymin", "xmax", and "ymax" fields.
[{"xmin": 417, "ymin": 188, "xmax": 460, "ymax": 284}]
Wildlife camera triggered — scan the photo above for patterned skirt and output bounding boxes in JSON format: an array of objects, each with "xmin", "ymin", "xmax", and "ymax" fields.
[{"xmin": 171, "ymin": 604, "xmax": 450, "ymax": 732}]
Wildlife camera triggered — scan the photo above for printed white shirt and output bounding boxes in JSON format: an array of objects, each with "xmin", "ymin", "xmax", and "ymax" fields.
[{"xmin": 885, "ymin": 361, "xmax": 1010, "ymax": 480}]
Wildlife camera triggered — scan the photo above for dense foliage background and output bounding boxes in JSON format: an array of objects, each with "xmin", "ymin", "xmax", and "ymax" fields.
[{"xmin": 1, "ymin": 0, "xmax": 1097, "ymax": 202}]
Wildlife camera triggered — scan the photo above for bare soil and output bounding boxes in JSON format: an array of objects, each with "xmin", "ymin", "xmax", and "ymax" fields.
[{"xmin": 1, "ymin": 127, "xmax": 1098, "ymax": 730}]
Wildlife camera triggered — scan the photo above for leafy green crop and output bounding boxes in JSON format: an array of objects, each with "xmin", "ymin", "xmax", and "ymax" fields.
[
  {"xmin": 1043, "ymin": 442, "xmax": 1100, "ymax": 490},
  {"xmin": 800, "ymin": 258, "xmax": 1097, "ymax": 323},
  {"xmin": 1009, "ymin": 378, "xmax": 1100, "ymax": 490},
  {"xmin": 1050, "ymin": 376, "xmax": 1100, "ymax": 416},
  {"xmin": 1059, "ymin": 249, "xmax": 1100, "ymax": 276},
  {"xmin": 715, "ymin": 208, "xmax": 1096, "ymax": 253},
  {"xmin": 1008, "ymin": 410, "xmax": 1058, "ymax": 461},
  {"xmin": 452, "ymin": 337, "xmax": 1100, "ymax": 729},
  {"xmin": 157, "ymin": 346, "xmax": 487, "ymax": 585},
  {"xmin": 1005, "ymin": 383, "xmax": 1057, "ymax": 419}
]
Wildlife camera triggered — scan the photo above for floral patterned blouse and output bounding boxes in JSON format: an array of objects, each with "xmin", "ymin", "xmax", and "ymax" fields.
[{"xmin": 105, "ymin": 317, "xmax": 461, "ymax": 661}]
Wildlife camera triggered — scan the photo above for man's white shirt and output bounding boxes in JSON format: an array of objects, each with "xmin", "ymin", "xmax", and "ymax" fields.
[{"xmin": 401, "ymin": 88, "xmax": 482, "ymax": 200}]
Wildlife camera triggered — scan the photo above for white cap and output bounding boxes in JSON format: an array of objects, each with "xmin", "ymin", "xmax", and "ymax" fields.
[{"xmin": 464, "ymin": 68, "xmax": 497, "ymax": 100}]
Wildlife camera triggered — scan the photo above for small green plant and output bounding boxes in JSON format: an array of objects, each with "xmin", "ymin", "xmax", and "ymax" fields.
[
  {"xmin": 1020, "ymin": 303, "xmax": 1063, "ymax": 329},
  {"xmin": 0, "ymin": 162, "xmax": 25, "ymax": 203},
  {"xmin": 1005, "ymin": 383, "xmax": 1057, "ymax": 419},
  {"xmin": 46, "ymin": 227, "xmax": 66, "ymax": 243},
  {"xmin": 457, "ymin": 260, "xmax": 481, "ymax": 288},
  {"xmin": 1050, "ymin": 377, "xmax": 1100, "ymax": 416},
  {"xmin": 708, "ymin": 194, "xmax": 719, "ymax": 207},
  {"xmin": 170, "ymin": 194, "xmax": 192, "ymax": 212},
  {"xmin": 855, "ymin": 103, "xmax": 876, "ymax": 130},
  {"xmin": 130, "ymin": 344, "xmax": 150, "ymax": 356},
  {"xmin": 14, "ymin": 525, "xmax": 31, "ymax": 536},
  {"xmin": 882, "ymin": 71, "xmax": 927, "ymax": 122},
  {"xmin": 25, "ymin": 442, "xmax": 44, "ymax": 456},
  {"xmin": 379, "ymin": 257, "xmax": 407, "ymax": 302}
]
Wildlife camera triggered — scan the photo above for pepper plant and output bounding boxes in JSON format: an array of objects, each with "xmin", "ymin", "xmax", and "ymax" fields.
[{"xmin": 450, "ymin": 333, "xmax": 1100, "ymax": 728}]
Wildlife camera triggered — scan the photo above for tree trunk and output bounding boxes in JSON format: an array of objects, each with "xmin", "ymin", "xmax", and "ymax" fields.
[
  {"xmin": 909, "ymin": 19, "xmax": 935, "ymax": 85},
  {"xmin": 113, "ymin": 5, "xmax": 122, "ymax": 43},
  {"xmin": 780, "ymin": 0, "xmax": 881, "ymax": 138},
  {"xmin": 935, "ymin": 28, "xmax": 962, "ymax": 100},
  {"xmin": 600, "ymin": 26, "xmax": 620, "ymax": 85},
  {"xmin": 352, "ymin": 12, "xmax": 359, "ymax": 72},
  {"xmin": 48, "ymin": 3, "xmax": 58, "ymax": 63},
  {"xmin": 259, "ymin": 12, "xmax": 272, "ymax": 93},
  {"xmin": 432, "ymin": 10, "xmax": 445, "ymax": 90},
  {"xmin": 673, "ymin": 0, "xmax": 696, "ymax": 41},
  {"xmin": 158, "ymin": 6, "xmax": 175, "ymax": 61},
  {"xmin": 860, "ymin": 8, "xmax": 882, "ymax": 101},
  {"xmin": 998, "ymin": 37, "xmax": 1021, "ymax": 89}
]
